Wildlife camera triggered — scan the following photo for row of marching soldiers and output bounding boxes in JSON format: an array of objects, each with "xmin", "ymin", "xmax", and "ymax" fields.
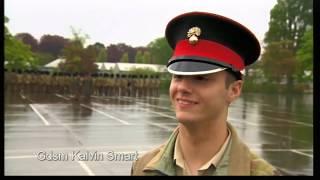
[{"xmin": 4, "ymin": 69, "xmax": 161, "ymax": 98}]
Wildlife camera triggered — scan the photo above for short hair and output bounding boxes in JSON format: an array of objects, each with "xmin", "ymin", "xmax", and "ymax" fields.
[{"xmin": 225, "ymin": 69, "xmax": 242, "ymax": 88}]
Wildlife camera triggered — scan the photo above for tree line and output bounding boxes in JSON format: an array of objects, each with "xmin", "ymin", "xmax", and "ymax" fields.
[
  {"xmin": 243, "ymin": 0, "xmax": 313, "ymax": 93},
  {"xmin": 5, "ymin": 20, "xmax": 172, "ymax": 71},
  {"xmin": 5, "ymin": 0, "xmax": 313, "ymax": 93}
]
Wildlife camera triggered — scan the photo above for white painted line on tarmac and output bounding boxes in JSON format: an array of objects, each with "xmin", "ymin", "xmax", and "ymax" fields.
[
  {"xmin": 92, "ymin": 101, "xmax": 258, "ymax": 132},
  {"xmin": 231, "ymin": 101, "xmax": 312, "ymax": 120},
  {"xmin": 62, "ymin": 122, "xmax": 176, "ymax": 126},
  {"xmin": 55, "ymin": 94, "xmax": 70, "ymax": 101},
  {"xmin": 231, "ymin": 110, "xmax": 313, "ymax": 127},
  {"xmin": 151, "ymin": 102, "xmax": 313, "ymax": 127},
  {"xmin": 122, "ymin": 97, "xmax": 312, "ymax": 128},
  {"xmin": 69, "ymin": 96, "xmax": 311, "ymax": 145},
  {"xmin": 5, "ymin": 155, "xmax": 36, "ymax": 159},
  {"xmin": 77, "ymin": 161, "xmax": 95, "ymax": 176},
  {"xmin": 93, "ymin": 102, "xmax": 176, "ymax": 131},
  {"xmin": 5, "ymin": 123, "xmax": 45, "ymax": 127},
  {"xmin": 5, "ymin": 113, "xmax": 32, "ymax": 116},
  {"xmin": 273, "ymin": 119, "xmax": 313, "ymax": 127},
  {"xmin": 85, "ymin": 100, "xmax": 175, "ymax": 130},
  {"xmin": 80, "ymin": 104, "xmax": 130, "ymax": 125},
  {"xmin": 94, "ymin": 98, "xmax": 176, "ymax": 119},
  {"xmin": 136, "ymin": 100, "xmax": 312, "ymax": 127},
  {"xmin": 136, "ymin": 102, "xmax": 173, "ymax": 111},
  {"xmin": 95, "ymin": 98, "xmax": 311, "ymax": 146},
  {"xmin": 145, "ymin": 109, "xmax": 176, "ymax": 119},
  {"xmin": 146, "ymin": 122, "xmax": 175, "ymax": 131},
  {"xmin": 124, "ymin": 96, "xmax": 313, "ymax": 127},
  {"xmin": 228, "ymin": 118, "xmax": 259, "ymax": 126},
  {"xmin": 29, "ymin": 104, "xmax": 50, "ymax": 126},
  {"xmin": 123, "ymin": 95, "xmax": 170, "ymax": 102},
  {"xmin": 252, "ymin": 148, "xmax": 313, "ymax": 152},
  {"xmin": 6, "ymin": 104, "xmax": 29, "ymax": 108},
  {"xmin": 291, "ymin": 149, "xmax": 313, "ymax": 158},
  {"xmin": 227, "ymin": 118, "xmax": 311, "ymax": 145},
  {"xmin": 4, "ymin": 122, "xmax": 175, "ymax": 127},
  {"xmin": 107, "ymin": 96, "xmax": 174, "ymax": 111}
]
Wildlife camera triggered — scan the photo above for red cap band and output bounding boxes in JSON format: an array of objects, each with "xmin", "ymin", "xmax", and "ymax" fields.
[{"xmin": 171, "ymin": 40, "xmax": 245, "ymax": 70}]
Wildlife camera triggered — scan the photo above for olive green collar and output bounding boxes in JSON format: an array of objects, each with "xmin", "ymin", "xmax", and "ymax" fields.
[{"xmin": 143, "ymin": 122, "xmax": 252, "ymax": 176}]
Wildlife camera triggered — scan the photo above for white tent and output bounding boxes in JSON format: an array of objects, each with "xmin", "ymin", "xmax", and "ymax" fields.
[
  {"xmin": 116, "ymin": 63, "xmax": 167, "ymax": 73},
  {"xmin": 95, "ymin": 62, "xmax": 117, "ymax": 71},
  {"xmin": 44, "ymin": 59, "xmax": 167, "ymax": 73},
  {"xmin": 44, "ymin": 58, "xmax": 65, "ymax": 68}
]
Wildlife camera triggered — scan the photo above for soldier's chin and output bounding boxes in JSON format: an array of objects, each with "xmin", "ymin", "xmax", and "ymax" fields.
[{"xmin": 176, "ymin": 113, "xmax": 197, "ymax": 124}]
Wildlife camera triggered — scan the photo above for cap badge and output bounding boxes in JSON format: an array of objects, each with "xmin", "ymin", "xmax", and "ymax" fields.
[{"xmin": 187, "ymin": 27, "xmax": 201, "ymax": 45}]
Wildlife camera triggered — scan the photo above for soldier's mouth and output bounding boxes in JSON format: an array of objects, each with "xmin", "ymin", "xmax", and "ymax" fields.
[{"xmin": 176, "ymin": 98, "xmax": 198, "ymax": 105}]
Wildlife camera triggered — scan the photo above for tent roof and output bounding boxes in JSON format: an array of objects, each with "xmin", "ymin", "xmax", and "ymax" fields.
[
  {"xmin": 44, "ymin": 59, "xmax": 167, "ymax": 72},
  {"xmin": 44, "ymin": 58, "xmax": 65, "ymax": 68},
  {"xmin": 116, "ymin": 63, "xmax": 167, "ymax": 72}
]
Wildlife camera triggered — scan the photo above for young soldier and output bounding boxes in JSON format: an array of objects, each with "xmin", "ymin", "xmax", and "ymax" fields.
[{"xmin": 131, "ymin": 12, "xmax": 283, "ymax": 176}]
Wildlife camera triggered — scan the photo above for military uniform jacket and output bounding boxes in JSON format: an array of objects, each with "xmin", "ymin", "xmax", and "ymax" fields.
[{"xmin": 131, "ymin": 122, "xmax": 282, "ymax": 176}]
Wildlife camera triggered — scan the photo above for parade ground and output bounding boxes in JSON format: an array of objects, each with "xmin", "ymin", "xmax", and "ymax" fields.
[{"xmin": 4, "ymin": 92, "xmax": 313, "ymax": 175}]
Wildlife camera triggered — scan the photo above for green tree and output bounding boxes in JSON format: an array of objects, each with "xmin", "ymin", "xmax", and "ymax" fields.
[
  {"xmin": 120, "ymin": 52, "xmax": 129, "ymax": 63},
  {"xmin": 5, "ymin": 16, "xmax": 39, "ymax": 70},
  {"xmin": 147, "ymin": 37, "xmax": 172, "ymax": 65},
  {"xmin": 38, "ymin": 34, "xmax": 70, "ymax": 59},
  {"xmin": 264, "ymin": 0, "xmax": 313, "ymax": 51},
  {"xmin": 261, "ymin": 0, "xmax": 313, "ymax": 92},
  {"xmin": 142, "ymin": 51, "xmax": 151, "ymax": 64},
  {"xmin": 97, "ymin": 48, "xmax": 107, "ymax": 62},
  {"xmin": 59, "ymin": 28, "xmax": 97, "ymax": 74},
  {"xmin": 15, "ymin": 33, "xmax": 38, "ymax": 52},
  {"xmin": 260, "ymin": 40, "xmax": 297, "ymax": 85},
  {"xmin": 88, "ymin": 42, "xmax": 107, "ymax": 62},
  {"xmin": 70, "ymin": 26, "xmax": 89, "ymax": 46},
  {"xmin": 296, "ymin": 27, "xmax": 313, "ymax": 82},
  {"xmin": 36, "ymin": 52, "xmax": 55, "ymax": 66},
  {"xmin": 135, "ymin": 50, "xmax": 144, "ymax": 63}
]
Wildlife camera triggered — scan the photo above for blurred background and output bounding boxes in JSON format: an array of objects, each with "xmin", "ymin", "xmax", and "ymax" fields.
[{"xmin": 4, "ymin": 0, "xmax": 313, "ymax": 176}]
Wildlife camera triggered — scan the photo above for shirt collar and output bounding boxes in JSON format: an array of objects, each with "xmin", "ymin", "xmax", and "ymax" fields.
[
  {"xmin": 173, "ymin": 135, "xmax": 185, "ymax": 169},
  {"xmin": 173, "ymin": 128, "xmax": 231, "ymax": 171},
  {"xmin": 199, "ymin": 128, "xmax": 231, "ymax": 170},
  {"xmin": 143, "ymin": 122, "xmax": 252, "ymax": 175}
]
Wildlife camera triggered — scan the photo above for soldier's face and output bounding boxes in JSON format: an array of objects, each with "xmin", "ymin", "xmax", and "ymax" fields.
[{"xmin": 169, "ymin": 70, "xmax": 242, "ymax": 124}]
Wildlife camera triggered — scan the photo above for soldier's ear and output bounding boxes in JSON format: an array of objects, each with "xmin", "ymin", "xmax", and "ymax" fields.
[{"xmin": 227, "ymin": 80, "xmax": 243, "ymax": 104}]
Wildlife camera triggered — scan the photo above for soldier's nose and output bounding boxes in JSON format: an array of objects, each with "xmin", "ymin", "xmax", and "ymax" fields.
[{"xmin": 176, "ymin": 78, "xmax": 192, "ymax": 94}]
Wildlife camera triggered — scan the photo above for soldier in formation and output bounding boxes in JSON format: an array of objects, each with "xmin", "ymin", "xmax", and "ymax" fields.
[{"xmin": 5, "ymin": 70, "xmax": 162, "ymax": 99}]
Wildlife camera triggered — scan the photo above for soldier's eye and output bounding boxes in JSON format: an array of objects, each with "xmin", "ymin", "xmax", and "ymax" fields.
[
  {"xmin": 172, "ymin": 75, "xmax": 182, "ymax": 80},
  {"xmin": 194, "ymin": 76, "xmax": 208, "ymax": 81}
]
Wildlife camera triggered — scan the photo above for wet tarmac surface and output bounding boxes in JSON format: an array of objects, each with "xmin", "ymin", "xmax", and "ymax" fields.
[{"xmin": 5, "ymin": 92, "xmax": 313, "ymax": 175}]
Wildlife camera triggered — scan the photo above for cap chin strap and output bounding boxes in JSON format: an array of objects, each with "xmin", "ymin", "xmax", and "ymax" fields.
[{"xmin": 167, "ymin": 67, "xmax": 226, "ymax": 75}]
